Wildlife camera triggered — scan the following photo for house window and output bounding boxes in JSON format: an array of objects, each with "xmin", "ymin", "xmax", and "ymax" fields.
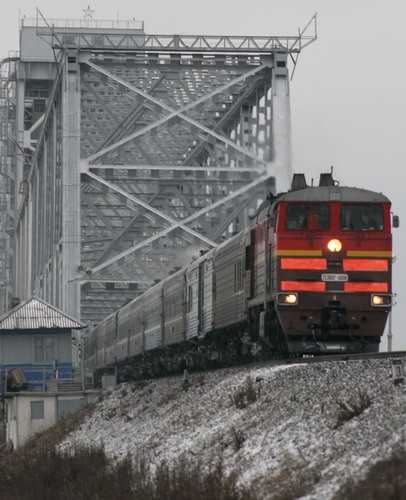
[
  {"xmin": 31, "ymin": 401, "xmax": 44, "ymax": 420},
  {"xmin": 34, "ymin": 336, "xmax": 56, "ymax": 363}
]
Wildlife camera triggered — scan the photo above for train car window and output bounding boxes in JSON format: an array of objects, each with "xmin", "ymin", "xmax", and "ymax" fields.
[
  {"xmin": 245, "ymin": 245, "xmax": 251, "ymax": 271},
  {"xmin": 187, "ymin": 285, "xmax": 193, "ymax": 312},
  {"xmin": 286, "ymin": 204, "xmax": 330, "ymax": 230},
  {"xmin": 341, "ymin": 204, "xmax": 383, "ymax": 231},
  {"xmin": 234, "ymin": 260, "xmax": 243, "ymax": 292}
]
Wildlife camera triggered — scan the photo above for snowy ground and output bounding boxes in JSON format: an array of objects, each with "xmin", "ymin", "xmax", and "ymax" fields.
[{"xmin": 60, "ymin": 357, "xmax": 406, "ymax": 498}]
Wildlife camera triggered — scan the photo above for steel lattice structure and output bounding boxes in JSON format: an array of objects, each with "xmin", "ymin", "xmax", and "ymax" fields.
[
  {"xmin": 0, "ymin": 56, "xmax": 18, "ymax": 313},
  {"xmin": 5, "ymin": 16, "xmax": 316, "ymax": 326}
]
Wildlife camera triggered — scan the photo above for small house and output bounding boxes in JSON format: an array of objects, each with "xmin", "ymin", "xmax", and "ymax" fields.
[
  {"xmin": 0, "ymin": 298, "xmax": 98, "ymax": 448},
  {"xmin": 0, "ymin": 297, "xmax": 86, "ymax": 394}
]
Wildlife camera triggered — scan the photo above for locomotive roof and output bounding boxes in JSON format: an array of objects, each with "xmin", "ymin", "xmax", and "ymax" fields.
[{"xmin": 278, "ymin": 185, "xmax": 390, "ymax": 203}]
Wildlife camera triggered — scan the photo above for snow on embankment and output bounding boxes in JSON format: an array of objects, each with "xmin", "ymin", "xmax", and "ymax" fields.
[{"xmin": 60, "ymin": 358, "xmax": 406, "ymax": 498}]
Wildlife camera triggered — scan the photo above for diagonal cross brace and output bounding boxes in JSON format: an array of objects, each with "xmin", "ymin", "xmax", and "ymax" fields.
[
  {"xmin": 84, "ymin": 60, "xmax": 268, "ymax": 165},
  {"xmin": 84, "ymin": 170, "xmax": 217, "ymax": 247},
  {"xmin": 90, "ymin": 170, "xmax": 274, "ymax": 274}
]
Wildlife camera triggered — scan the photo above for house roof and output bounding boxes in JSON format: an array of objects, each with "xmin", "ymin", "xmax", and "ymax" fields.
[{"xmin": 0, "ymin": 297, "xmax": 86, "ymax": 331}]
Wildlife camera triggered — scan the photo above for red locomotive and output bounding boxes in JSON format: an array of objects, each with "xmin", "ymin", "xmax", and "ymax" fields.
[
  {"xmin": 84, "ymin": 173, "xmax": 398, "ymax": 376},
  {"xmin": 252, "ymin": 172, "xmax": 396, "ymax": 354}
]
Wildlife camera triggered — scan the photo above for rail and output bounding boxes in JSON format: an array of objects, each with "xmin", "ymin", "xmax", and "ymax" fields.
[{"xmin": 286, "ymin": 350, "xmax": 406, "ymax": 365}]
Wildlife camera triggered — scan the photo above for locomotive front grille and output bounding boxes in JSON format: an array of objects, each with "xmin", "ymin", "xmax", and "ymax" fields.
[{"xmin": 278, "ymin": 254, "xmax": 390, "ymax": 294}]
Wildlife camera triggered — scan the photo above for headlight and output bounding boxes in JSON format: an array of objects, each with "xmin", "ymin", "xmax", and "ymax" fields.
[
  {"xmin": 327, "ymin": 239, "xmax": 342, "ymax": 253},
  {"xmin": 277, "ymin": 293, "xmax": 298, "ymax": 305},
  {"xmin": 371, "ymin": 294, "xmax": 392, "ymax": 306}
]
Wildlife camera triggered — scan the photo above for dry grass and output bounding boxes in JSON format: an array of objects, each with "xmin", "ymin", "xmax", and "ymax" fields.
[
  {"xmin": 334, "ymin": 391, "xmax": 372, "ymax": 429},
  {"xmin": 230, "ymin": 376, "xmax": 260, "ymax": 409},
  {"xmin": 0, "ymin": 445, "xmax": 133, "ymax": 500},
  {"xmin": 0, "ymin": 396, "xmax": 403, "ymax": 500},
  {"xmin": 0, "ymin": 399, "xmax": 253, "ymax": 500},
  {"xmin": 0, "ymin": 444, "xmax": 254, "ymax": 500},
  {"xmin": 251, "ymin": 446, "xmax": 406, "ymax": 500},
  {"xmin": 0, "ymin": 375, "xmax": 402, "ymax": 500},
  {"xmin": 338, "ymin": 444, "xmax": 406, "ymax": 499},
  {"xmin": 251, "ymin": 455, "xmax": 321, "ymax": 500}
]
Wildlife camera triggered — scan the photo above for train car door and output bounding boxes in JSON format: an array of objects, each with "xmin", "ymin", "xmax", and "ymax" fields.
[
  {"xmin": 198, "ymin": 263, "xmax": 204, "ymax": 336},
  {"xmin": 200, "ymin": 257, "xmax": 214, "ymax": 336}
]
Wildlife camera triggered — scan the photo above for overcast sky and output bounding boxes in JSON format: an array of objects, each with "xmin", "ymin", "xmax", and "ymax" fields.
[{"xmin": 1, "ymin": 1, "xmax": 405, "ymax": 350}]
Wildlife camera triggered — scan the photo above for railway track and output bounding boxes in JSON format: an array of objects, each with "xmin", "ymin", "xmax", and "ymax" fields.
[
  {"xmin": 104, "ymin": 348, "xmax": 406, "ymax": 387},
  {"xmin": 289, "ymin": 350, "xmax": 406, "ymax": 365},
  {"xmin": 207, "ymin": 350, "xmax": 406, "ymax": 379}
]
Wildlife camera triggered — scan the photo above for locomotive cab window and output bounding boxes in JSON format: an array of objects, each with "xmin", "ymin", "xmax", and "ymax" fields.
[
  {"xmin": 286, "ymin": 204, "xmax": 330, "ymax": 230},
  {"xmin": 341, "ymin": 204, "xmax": 383, "ymax": 231}
]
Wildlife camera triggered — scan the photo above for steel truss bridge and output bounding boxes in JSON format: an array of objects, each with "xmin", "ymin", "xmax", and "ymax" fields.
[{"xmin": 0, "ymin": 15, "xmax": 316, "ymax": 326}]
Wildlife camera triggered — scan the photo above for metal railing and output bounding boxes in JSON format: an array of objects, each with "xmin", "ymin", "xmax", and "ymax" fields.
[
  {"xmin": 1, "ymin": 366, "xmax": 77, "ymax": 394},
  {"xmin": 28, "ymin": 13, "xmax": 317, "ymax": 54},
  {"xmin": 36, "ymin": 32, "xmax": 311, "ymax": 53},
  {"xmin": 22, "ymin": 17, "xmax": 144, "ymax": 31}
]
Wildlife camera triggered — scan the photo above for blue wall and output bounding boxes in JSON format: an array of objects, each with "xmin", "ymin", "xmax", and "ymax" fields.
[{"xmin": 0, "ymin": 362, "xmax": 73, "ymax": 394}]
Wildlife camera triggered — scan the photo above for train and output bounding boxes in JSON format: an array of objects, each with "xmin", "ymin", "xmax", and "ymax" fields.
[{"xmin": 84, "ymin": 172, "xmax": 398, "ymax": 378}]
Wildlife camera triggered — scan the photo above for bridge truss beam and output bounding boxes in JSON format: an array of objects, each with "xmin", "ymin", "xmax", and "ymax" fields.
[{"xmin": 10, "ymin": 16, "xmax": 316, "ymax": 325}]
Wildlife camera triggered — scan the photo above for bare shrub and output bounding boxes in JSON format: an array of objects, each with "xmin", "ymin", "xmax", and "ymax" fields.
[
  {"xmin": 334, "ymin": 391, "xmax": 372, "ymax": 429},
  {"xmin": 230, "ymin": 426, "xmax": 246, "ymax": 451},
  {"xmin": 195, "ymin": 373, "xmax": 206, "ymax": 386},
  {"xmin": 105, "ymin": 408, "xmax": 117, "ymax": 420},
  {"xmin": 131, "ymin": 380, "xmax": 149, "ymax": 392},
  {"xmin": 181, "ymin": 372, "xmax": 205, "ymax": 392},
  {"xmin": 158, "ymin": 389, "xmax": 179, "ymax": 405},
  {"xmin": 182, "ymin": 378, "xmax": 191, "ymax": 392},
  {"xmin": 230, "ymin": 376, "xmax": 260, "ymax": 409}
]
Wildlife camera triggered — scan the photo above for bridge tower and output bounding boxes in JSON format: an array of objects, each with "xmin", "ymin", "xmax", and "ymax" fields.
[{"xmin": 0, "ymin": 15, "xmax": 316, "ymax": 325}]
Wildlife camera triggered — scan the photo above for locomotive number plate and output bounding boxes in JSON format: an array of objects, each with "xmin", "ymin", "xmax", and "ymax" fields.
[{"xmin": 321, "ymin": 273, "xmax": 348, "ymax": 282}]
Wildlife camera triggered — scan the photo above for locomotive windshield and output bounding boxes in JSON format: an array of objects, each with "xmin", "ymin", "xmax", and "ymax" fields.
[
  {"xmin": 286, "ymin": 204, "xmax": 330, "ymax": 230},
  {"xmin": 340, "ymin": 204, "xmax": 383, "ymax": 231}
]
